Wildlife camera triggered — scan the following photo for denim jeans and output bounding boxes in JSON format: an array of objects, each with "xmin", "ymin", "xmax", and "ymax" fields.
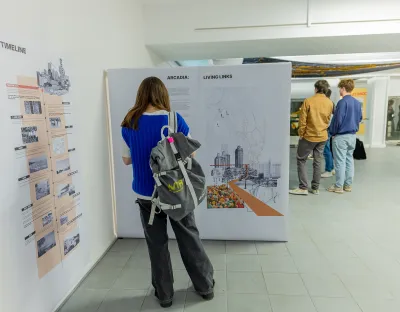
[
  {"xmin": 323, "ymin": 135, "xmax": 334, "ymax": 172},
  {"xmin": 332, "ymin": 134, "xmax": 356, "ymax": 188},
  {"xmin": 137, "ymin": 199, "xmax": 214, "ymax": 305}
]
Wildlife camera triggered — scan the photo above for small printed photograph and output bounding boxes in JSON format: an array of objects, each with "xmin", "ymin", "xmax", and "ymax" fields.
[
  {"xmin": 207, "ymin": 185, "xmax": 245, "ymax": 209},
  {"xmin": 24, "ymin": 101, "xmax": 42, "ymax": 115},
  {"xmin": 49, "ymin": 117, "xmax": 62, "ymax": 129},
  {"xmin": 57, "ymin": 183, "xmax": 70, "ymax": 198},
  {"xmin": 21, "ymin": 126, "xmax": 39, "ymax": 144},
  {"xmin": 60, "ymin": 215, "xmax": 68, "ymax": 226},
  {"xmin": 56, "ymin": 158, "xmax": 70, "ymax": 174},
  {"xmin": 37, "ymin": 231, "xmax": 57, "ymax": 258},
  {"xmin": 29, "ymin": 154, "xmax": 48, "ymax": 174},
  {"xmin": 68, "ymin": 184, "xmax": 76, "ymax": 196},
  {"xmin": 42, "ymin": 212, "xmax": 53, "ymax": 227},
  {"xmin": 52, "ymin": 136, "xmax": 65, "ymax": 155},
  {"xmin": 64, "ymin": 229, "xmax": 80, "ymax": 256},
  {"xmin": 35, "ymin": 178, "xmax": 50, "ymax": 200}
]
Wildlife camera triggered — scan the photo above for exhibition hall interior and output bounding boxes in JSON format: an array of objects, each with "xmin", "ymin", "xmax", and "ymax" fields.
[{"xmin": 1, "ymin": 0, "xmax": 400, "ymax": 312}]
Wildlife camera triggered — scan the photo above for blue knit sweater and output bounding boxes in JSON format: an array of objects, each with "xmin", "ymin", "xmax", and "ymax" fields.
[
  {"xmin": 121, "ymin": 111, "xmax": 189, "ymax": 198},
  {"xmin": 329, "ymin": 95, "xmax": 362, "ymax": 136}
]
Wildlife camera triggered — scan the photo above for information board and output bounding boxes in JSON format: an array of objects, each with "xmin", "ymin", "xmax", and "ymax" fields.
[{"xmin": 107, "ymin": 63, "xmax": 291, "ymax": 241}]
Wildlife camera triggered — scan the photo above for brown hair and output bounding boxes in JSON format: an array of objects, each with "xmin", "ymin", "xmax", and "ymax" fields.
[
  {"xmin": 325, "ymin": 89, "xmax": 332, "ymax": 99},
  {"xmin": 338, "ymin": 79, "xmax": 355, "ymax": 93},
  {"xmin": 314, "ymin": 80, "xmax": 330, "ymax": 94},
  {"xmin": 121, "ymin": 77, "xmax": 171, "ymax": 129}
]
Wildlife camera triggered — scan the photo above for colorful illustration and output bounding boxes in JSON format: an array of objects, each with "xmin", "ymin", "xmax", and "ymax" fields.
[
  {"xmin": 290, "ymin": 99, "xmax": 304, "ymax": 136},
  {"xmin": 208, "ymin": 143, "xmax": 282, "ymax": 215},
  {"xmin": 351, "ymin": 88, "xmax": 368, "ymax": 135},
  {"xmin": 207, "ymin": 185, "xmax": 244, "ymax": 209},
  {"xmin": 243, "ymin": 57, "xmax": 400, "ymax": 77}
]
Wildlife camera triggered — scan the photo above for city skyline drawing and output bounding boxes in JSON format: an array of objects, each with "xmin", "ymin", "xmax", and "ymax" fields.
[
  {"xmin": 204, "ymin": 87, "xmax": 284, "ymax": 216},
  {"xmin": 37, "ymin": 59, "xmax": 71, "ymax": 95}
]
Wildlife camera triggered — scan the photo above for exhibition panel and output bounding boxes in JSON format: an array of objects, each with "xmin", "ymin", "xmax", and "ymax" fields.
[
  {"xmin": 0, "ymin": 40, "xmax": 88, "ymax": 312},
  {"xmin": 107, "ymin": 63, "xmax": 291, "ymax": 241}
]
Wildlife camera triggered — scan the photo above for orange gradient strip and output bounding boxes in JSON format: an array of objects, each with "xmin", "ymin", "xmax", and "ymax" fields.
[{"xmin": 228, "ymin": 180, "xmax": 283, "ymax": 216}]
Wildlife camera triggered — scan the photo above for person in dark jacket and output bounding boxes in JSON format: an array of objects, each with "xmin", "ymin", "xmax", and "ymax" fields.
[{"xmin": 328, "ymin": 79, "xmax": 362, "ymax": 194}]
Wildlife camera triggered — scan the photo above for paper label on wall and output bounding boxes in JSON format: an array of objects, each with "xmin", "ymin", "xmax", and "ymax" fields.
[{"xmin": 3, "ymin": 57, "xmax": 84, "ymax": 279}]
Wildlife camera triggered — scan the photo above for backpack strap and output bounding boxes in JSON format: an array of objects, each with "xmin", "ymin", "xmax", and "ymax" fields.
[
  {"xmin": 168, "ymin": 111, "xmax": 177, "ymax": 135},
  {"xmin": 148, "ymin": 187, "xmax": 159, "ymax": 225}
]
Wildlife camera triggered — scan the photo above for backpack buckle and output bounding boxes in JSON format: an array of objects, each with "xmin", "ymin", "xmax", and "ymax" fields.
[{"xmin": 174, "ymin": 152, "xmax": 182, "ymax": 162}]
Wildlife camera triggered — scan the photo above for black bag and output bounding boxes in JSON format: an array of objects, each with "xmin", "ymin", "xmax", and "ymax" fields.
[{"xmin": 353, "ymin": 138, "xmax": 367, "ymax": 160}]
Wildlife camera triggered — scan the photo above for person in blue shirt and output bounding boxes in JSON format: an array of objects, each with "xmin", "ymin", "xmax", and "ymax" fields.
[
  {"xmin": 328, "ymin": 79, "xmax": 362, "ymax": 194},
  {"xmin": 121, "ymin": 77, "xmax": 214, "ymax": 308}
]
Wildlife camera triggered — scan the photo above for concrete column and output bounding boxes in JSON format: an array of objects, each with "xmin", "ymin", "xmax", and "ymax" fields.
[{"xmin": 367, "ymin": 77, "xmax": 390, "ymax": 148}]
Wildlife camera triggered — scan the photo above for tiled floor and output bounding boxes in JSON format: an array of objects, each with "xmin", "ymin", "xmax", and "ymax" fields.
[{"xmin": 60, "ymin": 147, "xmax": 400, "ymax": 312}]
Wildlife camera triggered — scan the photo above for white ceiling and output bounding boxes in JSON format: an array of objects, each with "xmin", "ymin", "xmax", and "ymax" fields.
[{"xmin": 142, "ymin": 0, "xmax": 400, "ymax": 63}]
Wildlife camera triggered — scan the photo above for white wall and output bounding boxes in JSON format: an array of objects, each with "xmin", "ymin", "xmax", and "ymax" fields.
[
  {"xmin": 367, "ymin": 77, "xmax": 390, "ymax": 148},
  {"xmin": 0, "ymin": 1, "xmax": 159, "ymax": 311},
  {"xmin": 389, "ymin": 77, "xmax": 400, "ymax": 96}
]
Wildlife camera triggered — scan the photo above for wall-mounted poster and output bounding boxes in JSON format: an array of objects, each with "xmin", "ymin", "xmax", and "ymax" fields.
[
  {"xmin": 290, "ymin": 99, "xmax": 305, "ymax": 137},
  {"xmin": 351, "ymin": 88, "xmax": 368, "ymax": 135},
  {"xmin": 1, "ymin": 54, "xmax": 85, "ymax": 282}
]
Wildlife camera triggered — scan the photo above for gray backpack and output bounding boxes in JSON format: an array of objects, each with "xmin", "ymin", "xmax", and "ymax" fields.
[{"xmin": 148, "ymin": 112, "xmax": 206, "ymax": 225}]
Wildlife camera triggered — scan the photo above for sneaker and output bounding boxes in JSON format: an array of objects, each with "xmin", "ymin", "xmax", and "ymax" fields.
[
  {"xmin": 202, "ymin": 280, "xmax": 215, "ymax": 301},
  {"xmin": 332, "ymin": 169, "xmax": 336, "ymax": 175},
  {"xmin": 321, "ymin": 171, "xmax": 333, "ymax": 178},
  {"xmin": 327, "ymin": 185, "xmax": 344, "ymax": 194},
  {"xmin": 344, "ymin": 185, "xmax": 352, "ymax": 192},
  {"xmin": 310, "ymin": 189, "xmax": 320, "ymax": 195},
  {"xmin": 289, "ymin": 188, "xmax": 308, "ymax": 195}
]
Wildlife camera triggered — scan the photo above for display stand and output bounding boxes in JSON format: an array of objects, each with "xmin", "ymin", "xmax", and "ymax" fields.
[{"xmin": 106, "ymin": 64, "xmax": 291, "ymax": 241}]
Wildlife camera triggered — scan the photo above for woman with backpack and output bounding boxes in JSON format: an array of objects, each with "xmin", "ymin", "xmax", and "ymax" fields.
[{"xmin": 120, "ymin": 76, "xmax": 214, "ymax": 308}]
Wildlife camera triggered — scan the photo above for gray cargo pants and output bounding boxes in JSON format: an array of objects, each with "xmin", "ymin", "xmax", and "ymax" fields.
[
  {"xmin": 297, "ymin": 138, "xmax": 327, "ymax": 190},
  {"xmin": 137, "ymin": 199, "xmax": 214, "ymax": 305}
]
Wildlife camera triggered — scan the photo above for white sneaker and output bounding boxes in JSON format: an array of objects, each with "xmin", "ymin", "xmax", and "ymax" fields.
[
  {"xmin": 289, "ymin": 188, "xmax": 308, "ymax": 195},
  {"xmin": 327, "ymin": 185, "xmax": 344, "ymax": 194},
  {"xmin": 321, "ymin": 171, "xmax": 333, "ymax": 178}
]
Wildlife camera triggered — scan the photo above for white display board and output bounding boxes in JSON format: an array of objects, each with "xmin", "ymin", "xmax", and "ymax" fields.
[
  {"xmin": 107, "ymin": 64, "xmax": 291, "ymax": 241},
  {"xmin": 0, "ymin": 38, "xmax": 88, "ymax": 312}
]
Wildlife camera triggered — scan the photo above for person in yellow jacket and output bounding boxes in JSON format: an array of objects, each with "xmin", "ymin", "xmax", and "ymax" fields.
[{"xmin": 290, "ymin": 80, "xmax": 334, "ymax": 195}]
